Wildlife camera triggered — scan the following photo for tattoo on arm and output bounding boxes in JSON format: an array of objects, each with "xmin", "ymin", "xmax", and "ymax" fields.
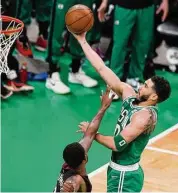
[{"xmin": 144, "ymin": 109, "xmax": 156, "ymax": 134}]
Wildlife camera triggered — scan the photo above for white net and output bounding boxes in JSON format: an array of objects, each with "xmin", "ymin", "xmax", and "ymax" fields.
[{"xmin": 0, "ymin": 17, "xmax": 23, "ymax": 74}]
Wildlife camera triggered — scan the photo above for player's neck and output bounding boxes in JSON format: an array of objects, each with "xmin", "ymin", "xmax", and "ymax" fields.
[
  {"xmin": 138, "ymin": 100, "xmax": 155, "ymax": 107},
  {"xmin": 76, "ymin": 165, "xmax": 87, "ymax": 176}
]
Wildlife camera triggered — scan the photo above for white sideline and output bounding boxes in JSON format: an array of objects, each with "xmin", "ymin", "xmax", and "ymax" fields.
[
  {"xmin": 89, "ymin": 123, "xmax": 178, "ymax": 178},
  {"xmin": 146, "ymin": 146, "xmax": 178, "ymax": 156}
]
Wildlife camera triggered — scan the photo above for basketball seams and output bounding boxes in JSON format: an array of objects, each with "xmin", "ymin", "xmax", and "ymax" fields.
[
  {"xmin": 65, "ymin": 5, "xmax": 94, "ymax": 34},
  {"xmin": 74, "ymin": 14, "xmax": 93, "ymax": 34},
  {"xmin": 66, "ymin": 8, "xmax": 91, "ymax": 17},
  {"xmin": 65, "ymin": 8, "xmax": 91, "ymax": 25},
  {"xmin": 84, "ymin": 16, "xmax": 93, "ymax": 32},
  {"xmin": 66, "ymin": 11, "xmax": 92, "ymax": 26}
]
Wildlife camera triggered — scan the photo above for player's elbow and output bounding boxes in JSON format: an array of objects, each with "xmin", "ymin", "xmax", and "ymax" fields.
[
  {"xmin": 107, "ymin": 140, "xmax": 118, "ymax": 152},
  {"xmin": 111, "ymin": 144, "xmax": 127, "ymax": 152},
  {"xmin": 111, "ymin": 146, "xmax": 118, "ymax": 152}
]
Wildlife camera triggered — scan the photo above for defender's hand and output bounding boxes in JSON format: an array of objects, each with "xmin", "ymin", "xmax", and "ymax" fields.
[
  {"xmin": 77, "ymin": 121, "xmax": 90, "ymax": 133},
  {"xmin": 100, "ymin": 86, "xmax": 115, "ymax": 109}
]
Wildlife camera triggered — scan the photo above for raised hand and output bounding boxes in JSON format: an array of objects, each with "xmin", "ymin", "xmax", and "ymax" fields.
[
  {"xmin": 100, "ymin": 86, "xmax": 115, "ymax": 109},
  {"xmin": 77, "ymin": 121, "xmax": 90, "ymax": 133}
]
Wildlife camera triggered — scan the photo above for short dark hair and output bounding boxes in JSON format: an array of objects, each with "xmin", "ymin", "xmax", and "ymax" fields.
[
  {"xmin": 63, "ymin": 142, "xmax": 85, "ymax": 169},
  {"xmin": 151, "ymin": 76, "xmax": 171, "ymax": 103}
]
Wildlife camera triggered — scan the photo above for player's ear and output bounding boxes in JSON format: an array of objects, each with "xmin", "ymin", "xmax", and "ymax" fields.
[
  {"xmin": 151, "ymin": 93, "xmax": 158, "ymax": 101},
  {"xmin": 84, "ymin": 154, "xmax": 88, "ymax": 163}
]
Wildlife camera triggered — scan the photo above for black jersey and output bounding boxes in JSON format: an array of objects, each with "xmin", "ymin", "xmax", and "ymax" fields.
[{"xmin": 54, "ymin": 163, "xmax": 92, "ymax": 192}]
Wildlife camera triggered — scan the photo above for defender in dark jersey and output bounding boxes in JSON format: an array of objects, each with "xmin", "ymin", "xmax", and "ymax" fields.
[
  {"xmin": 54, "ymin": 87, "xmax": 114, "ymax": 192},
  {"xmin": 71, "ymin": 32, "xmax": 171, "ymax": 192}
]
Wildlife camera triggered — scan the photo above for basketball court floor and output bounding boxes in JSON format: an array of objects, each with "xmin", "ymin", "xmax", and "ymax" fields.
[
  {"xmin": 90, "ymin": 124, "xmax": 178, "ymax": 192},
  {"xmin": 1, "ymin": 20, "xmax": 178, "ymax": 192},
  {"xmin": 1, "ymin": 60, "xmax": 178, "ymax": 191}
]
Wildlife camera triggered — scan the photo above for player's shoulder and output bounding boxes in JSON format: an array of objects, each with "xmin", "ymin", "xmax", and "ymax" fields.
[
  {"xmin": 63, "ymin": 174, "xmax": 84, "ymax": 192},
  {"xmin": 121, "ymin": 82, "xmax": 137, "ymax": 101},
  {"xmin": 72, "ymin": 174, "xmax": 87, "ymax": 192},
  {"xmin": 122, "ymin": 95, "xmax": 136, "ymax": 104},
  {"xmin": 139, "ymin": 107, "xmax": 157, "ymax": 119},
  {"xmin": 131, "ymin": 108, "xmax": 151, "ymax": 123},
  {"xmin": 134, "ymin": 108, "xmax": 157, "ymax": 133},
  {"xmin": 66, "ymin": 174, "xmax": 83, "ymax": 183},
  {"xmin": 132, "ymin": 108, "xmax": 157, "ymax": 125}
]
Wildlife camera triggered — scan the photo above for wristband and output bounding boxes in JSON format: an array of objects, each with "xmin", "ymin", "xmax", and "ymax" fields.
[{"xmin": 114, "ymin": 134, "xmax": 127, "ymax": 152}]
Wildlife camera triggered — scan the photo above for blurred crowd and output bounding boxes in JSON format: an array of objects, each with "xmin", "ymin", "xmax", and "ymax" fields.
[{"xmin": 1, "ymin": 0, "xmax": 178, "ymax": 100}]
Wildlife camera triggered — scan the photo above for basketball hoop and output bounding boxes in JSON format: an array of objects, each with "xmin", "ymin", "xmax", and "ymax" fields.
[{"xmin": 0, "ymin": 15, "xmax": 24, "ymax": 74}]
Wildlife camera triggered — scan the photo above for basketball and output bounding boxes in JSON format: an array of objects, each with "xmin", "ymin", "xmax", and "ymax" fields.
[{"xmin": 65, "ymin": 4, "xmax": 94, "ymax": 34}]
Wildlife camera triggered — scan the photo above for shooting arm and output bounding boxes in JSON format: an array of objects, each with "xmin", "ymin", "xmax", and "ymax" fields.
[{"xmin": 78, "ymin": 40, "xmax": 135, "ymax": 99}]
